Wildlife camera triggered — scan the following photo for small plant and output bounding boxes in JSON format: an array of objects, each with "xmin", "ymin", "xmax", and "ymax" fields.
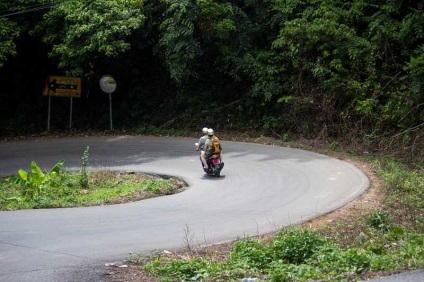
[
  {"xmin": 146, "ymin": 178, "xmax": 172, "ymax": 194},
  {"xmin": 80, "ymin": 146, "xmax": 90, "ymax": 188},
  {"xmin": 366, "ymin": 211, "xmax": 392, "ymax": 231},
  {"xmin": 329, "ymin": 141, "xmax": 339, "ymax": 152},
  {"xmin": 183, "ymin": 224, "xmax": 195, "ymax": 251},
  {"xmin": 229, "ymin": 236, "xmax": 270, "ymax": 270},
  {"xmin": 270, "ymin": 227, "xmax": 328, "ymax": 264},
  {"xmin": 372, "ymin": 159, "xmax": 424, "ymax": 209},
  {"xmin": 10, "ymin": 160, "xmax": 64, "ymax": 199}
]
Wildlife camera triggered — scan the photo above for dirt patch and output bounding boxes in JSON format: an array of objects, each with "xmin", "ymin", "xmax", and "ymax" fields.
[{"xmin": 103, "ymin": 264, "xmax": 157, "ymax": 282}]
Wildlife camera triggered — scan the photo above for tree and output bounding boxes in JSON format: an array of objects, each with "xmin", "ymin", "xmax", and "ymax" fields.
[
  {"xmin": 0, "ymin": 18, "xmax": 20, "ymax": 68},
  {"xmin": 34, "ymin": 0, "xmax": 145, "ymax": 75},
  {"xmin": 156, "ymin": 0, "xmax": 237, "ymax": 84}
]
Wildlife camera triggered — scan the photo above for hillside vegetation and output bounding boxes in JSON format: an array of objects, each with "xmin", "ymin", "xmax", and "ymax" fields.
[{"xmin": 0, "ymin": 1, "xmax": 422, "ymax": 159}]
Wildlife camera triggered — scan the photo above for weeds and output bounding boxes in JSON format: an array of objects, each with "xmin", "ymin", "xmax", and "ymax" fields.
[
  {"xmin": 183, "ymin": 224, "xmax": 195, "ymax": 252},
  {"xmin": 0, "ymin": 170, "xmax": 184, "ymax": 210},
  {"xmin": 372, "ymin": 158, "xmax": 424, "ymax": 210},
  {"xmin": 144, "ymin": 227, "xmax": 380, "ymax": 281},
  {"xmin": 80, "ymin": 146, "xmax": 90, "ymax": 188},
  {"xmin": 0, "ymin": 143, "xmax": 186, "ymax": 210},
  {"xmin": 7, "ymin": 160, "xmax": 64, "ymax": 200},
  {"xmin": 144, "ymin": 226, "xmax": 424, "ymax": 281},
  {"xmin": 366, "ymin": 211, "xmax": 393, "ymax": 231}
]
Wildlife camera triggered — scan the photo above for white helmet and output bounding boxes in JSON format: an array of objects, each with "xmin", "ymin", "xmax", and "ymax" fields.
[
  {"xmin": 207, "ymin": 128, "xmax": 214, "ymax": 136},
  {"xmin": 202, "ymin": 127, "xmax": 208, "ymax": 134}
]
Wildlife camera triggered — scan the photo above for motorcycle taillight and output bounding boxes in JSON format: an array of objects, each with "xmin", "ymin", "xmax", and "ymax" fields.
[{"xmin": 213, "ymin": 159, "xmax": 220, "ymax": 165}]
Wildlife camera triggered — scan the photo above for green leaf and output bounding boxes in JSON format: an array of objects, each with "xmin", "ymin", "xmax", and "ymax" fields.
[
  {"xmin": 30, "ymin": 161, "xmax": 45, "ymax": 183},
  {"xmin": 49, "ymin": 160, "xmax": 65, "ymax": 175},
  {"xmin": 18, "ymin": 169, "xmax": 28, "ymax": 181}
]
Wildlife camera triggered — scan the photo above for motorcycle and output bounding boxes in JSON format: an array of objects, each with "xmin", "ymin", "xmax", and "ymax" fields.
[{"xmin": 195, "ymin": 143, "xmax": 224, "ymax": 177}]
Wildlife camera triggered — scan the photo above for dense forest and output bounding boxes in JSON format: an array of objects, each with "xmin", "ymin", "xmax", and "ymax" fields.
[{"xmin": 0, "ymin": 0, "xmax": 423, "ymax": 152}]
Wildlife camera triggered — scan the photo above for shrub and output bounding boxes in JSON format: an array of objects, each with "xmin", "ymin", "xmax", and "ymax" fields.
[
  {"xmin": 228, "ymin": 237, "xmax": 270, "ymax": 271},
  {"xmin": 9, "ymin": 160, "xmax": 64, "ymax": 199},
  {"xmin": 366, "ymin": 211, "xmax": 393, "ymax": 231},
  {"xmin": 270, "ymin": 228, "xmax": 328, "ymax": 264},
  {"xmin": 145, "ymin": 257, "xmax": 215, "ymax": 281}
]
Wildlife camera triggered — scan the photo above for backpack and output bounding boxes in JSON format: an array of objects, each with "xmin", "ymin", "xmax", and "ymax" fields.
[{"xmin": 208, "ymin": 136, "xmax": 221, "ymax": 154}]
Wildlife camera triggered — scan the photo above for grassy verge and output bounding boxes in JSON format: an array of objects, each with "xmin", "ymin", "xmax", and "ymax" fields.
[
  {"xmin": 122, "ymin": 155, "xmax": 423, "ymax": 281},
  {"xmin": 0, "ymin": 170, "xmax": 185, "ymax": 210}
]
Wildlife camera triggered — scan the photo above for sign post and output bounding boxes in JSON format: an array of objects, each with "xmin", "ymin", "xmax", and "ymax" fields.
[
  {"xmin": 47, "ymin": 94, "xmax": 52, "ymax": 131},
  {"xmin": 69, "ymin": 97, "xmax": 73, "ymax": 129},
  {"xmin": 43, "ymin": 76, "xmax": 81, "ymax": 131},
  {"xmin": 99, "ymin": 75, "xmax": 117, "ymax": 130}
]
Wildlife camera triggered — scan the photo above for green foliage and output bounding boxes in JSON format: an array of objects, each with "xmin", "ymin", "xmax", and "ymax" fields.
[
  {"xmin": 157, "ymin": 0, "xmax": 200, "ymax": 83},
  {"xmin": 270, "ymin": 227, "xmax": 328, "ymax": 264},
  {"xmin": 146, "ymin": 227, "xmax": 402, "ymax": 281},
  {"xmin": 1, "ymin": 0, "xmax": 424, "ymax": 148},
  {"xmin": 9, "ymin": 160, "xmax": 64, "ymax": 199},
  {"xmin": 386, "ymin": 225, "xmax": 406, "ymax": 242},
  {"xmin": 34, "ymin": 0, "xmax": 145, "ymax": 74},
  {"xmin": 367, "ymin": 211, "xmax": 393, "ymax": 231},
  {"xmin": 229, "ymin": 237, "xmax": 270, "ymax": 271},
  {"xmin": 80, "ymin": 146, "xmax": 90, "ymax": 188},
  {"xmin": 145, "ymin": 179, "xmax": 173, "ymax": 194},
  {"xmin": 399, "ymin": 233, "xmax": 424, "ymax": 264},
  {"xmin": 329, "ymin": 141, "xmax": 339, "ymax": 152},
  {"xmin": 1, "ymin": 170, "xmax": 183, "ymax": 210},
  {"xmin": 156, "ymin": 0, "xmax": 239, "ymax": 83},
  {"xmin": 372, "ymin": 158, "xmax": 424, "ymax": 209},
  {"xmin": 146, "ymin": 257, "xmax": 215, "ymax": 281},
  {"xmin": 0, "ymin": 18, "xmax": 20, "ymax": 68}
]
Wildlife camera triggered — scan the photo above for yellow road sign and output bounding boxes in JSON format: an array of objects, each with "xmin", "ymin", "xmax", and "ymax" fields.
[{"xmin": 43, "ymin": 76, "xmax": 81, "ymax": 98}]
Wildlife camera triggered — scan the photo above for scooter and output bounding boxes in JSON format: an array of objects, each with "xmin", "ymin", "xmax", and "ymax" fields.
[
  {"xmin": 204, "ymin": 154, "xmax": 224, "ymax": 177},
  {"xmin": 195, "ymin": 143, "xmax": 224, "ymax": 177}
]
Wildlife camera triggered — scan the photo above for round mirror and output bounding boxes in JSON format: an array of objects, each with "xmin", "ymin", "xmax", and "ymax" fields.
[{"xmin": 99, "ymin": 75, "xmax": 117, "ymax": 94}]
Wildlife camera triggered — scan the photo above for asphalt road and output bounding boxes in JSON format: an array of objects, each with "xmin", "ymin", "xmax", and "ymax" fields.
[{"xmin": 0, "ymin": 136, "xmax": 371, "ymax": 281}]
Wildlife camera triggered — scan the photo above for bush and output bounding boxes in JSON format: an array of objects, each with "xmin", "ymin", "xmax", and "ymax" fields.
[
  {"xmin": 228, "ymin": 237, "xmax": 270, "ymax": 271},
  {"xmin": 145, "ymin": 257, "xmax": 215, "ymax": 281},
  {"xmin": 270, "ymin": 228, "xmax": 328, "ymax": 264},
  {"xmin": 366, "ymin": 211, "xmax": 393, "ymax": 231},
  {"xmin": 8, "ymin": 160, "xmax": 64, "ymax": 199}
]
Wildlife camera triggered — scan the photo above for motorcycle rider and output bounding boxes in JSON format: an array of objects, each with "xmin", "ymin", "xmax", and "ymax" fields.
[
  {"xmin": 196, "ymin": 127, "xmax": 209, "ymax": 169},
  {"xmin": 201, "ymin": 128, "xmax": 223, "ymax": 170}
]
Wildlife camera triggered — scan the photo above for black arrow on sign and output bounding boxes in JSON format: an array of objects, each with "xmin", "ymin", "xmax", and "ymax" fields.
[
  {"xmin": 48, "ymin": 80, "xmax": 78, "ymax": 93},
  {"xmin": 48, "ymin": 79, "xmax": 57, "ymax": 93}
]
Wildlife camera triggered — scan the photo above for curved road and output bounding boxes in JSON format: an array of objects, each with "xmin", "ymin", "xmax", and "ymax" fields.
[{"xmin": 0, "ymin": 136, "xmax": 369, "ymax": 281}]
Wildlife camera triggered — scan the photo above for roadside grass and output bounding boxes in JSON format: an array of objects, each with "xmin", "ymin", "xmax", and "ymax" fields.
[
  {"xmin": 132, "ymin": 156, "xmax": 424, "ymax": 281},
  {"xmin": 0, "ymin": 170, "xmax": 185, "ymax": 210}
]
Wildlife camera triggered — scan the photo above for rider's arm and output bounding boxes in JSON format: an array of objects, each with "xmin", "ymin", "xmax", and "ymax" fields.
[{"xmin": 196, "ymin": 137, "xmax": 203, "ymax": 151}]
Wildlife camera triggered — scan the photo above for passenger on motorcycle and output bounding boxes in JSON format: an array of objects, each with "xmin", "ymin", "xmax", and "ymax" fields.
[
  {"xmin": 196, "ymin": 127, "xmax": 209, "ymax": 169},
  {"xmin": 201, "ymin": 128, "xmax": 223, "ymax": 169},
  {"xmin": 196, "ymin": 127, "xmax": 209, "ymax": 151}
]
